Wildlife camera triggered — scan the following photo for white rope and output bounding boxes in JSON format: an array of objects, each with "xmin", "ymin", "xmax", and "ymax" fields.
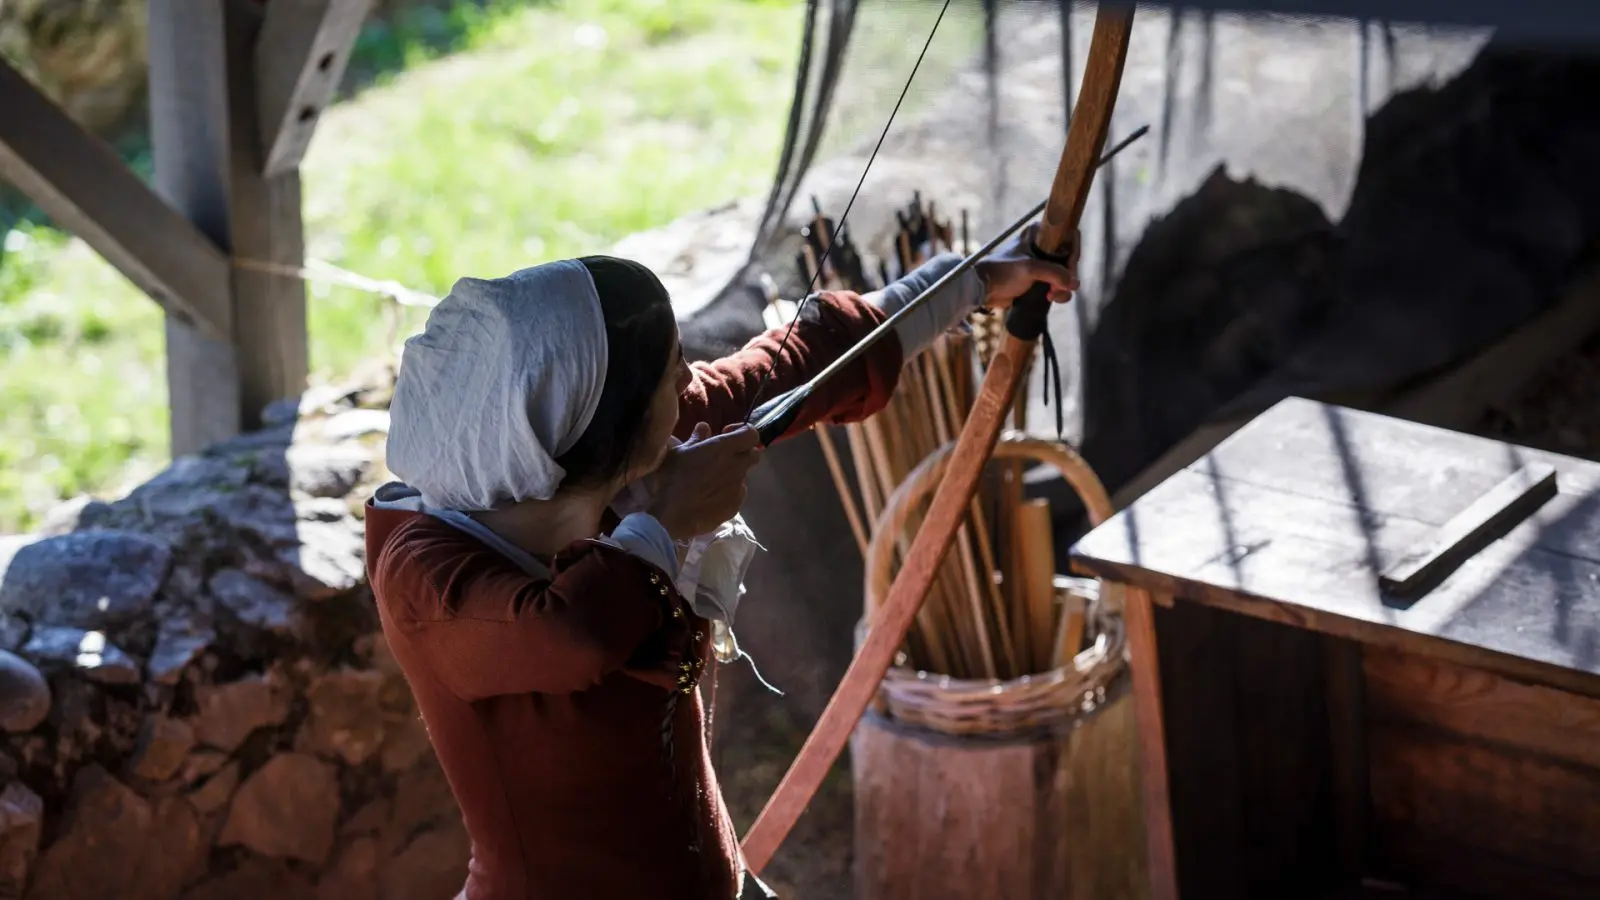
[{"xmin": 233, "ymin": 256, "xmax": 440, "ymax": 308}]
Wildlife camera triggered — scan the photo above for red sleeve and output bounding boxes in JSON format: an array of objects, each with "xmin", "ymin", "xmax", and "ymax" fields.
[
  {"xmin": 371, "ymin": 519, "xmax": 680, "ymax": 699},
  {"xmin": 675, "ymin": 290, "xmax": 903, "ymax": 443}
]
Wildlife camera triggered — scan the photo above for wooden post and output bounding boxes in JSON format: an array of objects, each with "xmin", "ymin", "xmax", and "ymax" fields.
[{"xmin": 149, "ymin": 0, "xmax": 309, "ymax": 456}]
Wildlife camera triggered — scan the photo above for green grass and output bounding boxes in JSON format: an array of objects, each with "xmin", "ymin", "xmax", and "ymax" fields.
[{"xmin": 0, "ymin": 0, "xmax": 806, "ymax": 533}]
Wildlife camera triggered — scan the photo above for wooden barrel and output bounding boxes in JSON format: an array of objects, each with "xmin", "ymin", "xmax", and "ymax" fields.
[
  {"xmin": 851, "ymin": 674, "xmax": 1147, "ymax": 900},
  {"xmin": 851, "ymin": 436, "xmax": 1148, "ymax": 899}
]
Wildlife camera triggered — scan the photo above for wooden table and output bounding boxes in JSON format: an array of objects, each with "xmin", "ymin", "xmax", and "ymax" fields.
[{"xmin": 1069, "ymin": 397, "xmax": 1600, "ymax": 900}]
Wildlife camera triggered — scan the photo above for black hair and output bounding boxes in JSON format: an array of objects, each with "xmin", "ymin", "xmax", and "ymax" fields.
[{"xmin": 554, "ymin": 255, "xmax": 678, "ymax": 489}]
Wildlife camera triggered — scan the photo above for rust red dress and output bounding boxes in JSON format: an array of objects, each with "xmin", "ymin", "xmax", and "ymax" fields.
[{"xmin": 366, "ymin": 291, "xmax": 902, "ymax": 899}]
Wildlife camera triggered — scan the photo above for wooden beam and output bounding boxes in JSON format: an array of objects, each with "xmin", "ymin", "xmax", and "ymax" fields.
[
  {"xmin": 255, "ymin": 0, "xmax": 373, "ymax": 177},
  {"xmin": 150, "ymin": 0, "xmax": 309, "ymax": 455},
  {"xmin": 0, "ymin": 59, "xmax": 231, "ymax": 341}
]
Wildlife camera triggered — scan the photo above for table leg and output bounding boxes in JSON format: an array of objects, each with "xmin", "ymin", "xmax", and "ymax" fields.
[{"xmin": 1125, "ymin": 586, "xmax": 1180, "ymax": 900}]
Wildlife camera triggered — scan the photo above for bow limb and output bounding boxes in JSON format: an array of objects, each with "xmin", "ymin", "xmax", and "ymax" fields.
[{"xmin": 740, "ymin": 4, "xmax": 1136, "ymax": 872}]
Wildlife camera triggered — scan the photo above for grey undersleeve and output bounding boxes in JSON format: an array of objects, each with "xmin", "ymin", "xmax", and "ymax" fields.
[{"xmin": 863, "ymin": 252, "xmax": 986, "ymax": 360}]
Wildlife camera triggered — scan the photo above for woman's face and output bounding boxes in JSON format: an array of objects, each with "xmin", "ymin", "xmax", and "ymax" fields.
[{"xmin": 633, "ymin": 326, "xmax": 691, "ymax": 478}]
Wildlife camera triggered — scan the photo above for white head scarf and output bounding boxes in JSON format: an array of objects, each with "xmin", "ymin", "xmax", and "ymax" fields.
[{"xmin": 386, "ymin": 259, "xmax": 608, "ymax": 510}]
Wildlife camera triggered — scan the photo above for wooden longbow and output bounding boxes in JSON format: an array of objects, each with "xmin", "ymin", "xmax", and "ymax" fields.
[{"xmin": 741, "ymin": 2, "xmax": 1138, "ymax": 872}]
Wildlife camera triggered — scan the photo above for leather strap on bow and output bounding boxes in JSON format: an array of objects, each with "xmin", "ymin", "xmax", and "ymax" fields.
[{"xmin": 741, "ymin": 4, "xmax": 1137, "ymax": 872}]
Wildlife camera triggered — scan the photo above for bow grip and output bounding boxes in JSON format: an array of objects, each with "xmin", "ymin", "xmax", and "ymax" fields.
[{"xmin": 1004, "ymin": 241, "xmax": 1074, "ymax": 343}]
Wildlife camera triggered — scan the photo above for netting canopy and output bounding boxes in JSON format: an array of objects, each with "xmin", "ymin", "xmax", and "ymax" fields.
[
  {"xmin": 707, "ymin": 0, "xmax": 1600, "ymax": 496},
  {"xmin": 744, "ymin": 2, "xmax": 1480, "ymax": 437}
]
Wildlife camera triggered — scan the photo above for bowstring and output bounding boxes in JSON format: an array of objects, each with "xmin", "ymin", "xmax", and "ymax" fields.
[{"xmin": 743, "ymin": 0, "xmax": 954, "ymax": 424}]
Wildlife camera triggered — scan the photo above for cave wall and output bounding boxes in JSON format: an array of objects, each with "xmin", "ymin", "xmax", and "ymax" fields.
[{"xmin": 1081, "ymin": 47, "xmax": 1600, "ymax": 496}]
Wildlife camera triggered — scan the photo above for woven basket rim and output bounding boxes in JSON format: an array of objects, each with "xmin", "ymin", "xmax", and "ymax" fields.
[{"xmin": 878, "ymin": 617, "xmax": 1125, "ymax": 692}]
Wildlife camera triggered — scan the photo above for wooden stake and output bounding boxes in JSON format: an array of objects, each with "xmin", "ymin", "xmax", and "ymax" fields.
[
  {"xmin": 1050, "ymin": 591, "xmax": 1087, "ymax": 670},
  {"xmin": 815, "ymin": 425, "xmax": 868, "ymax": 559},
  {"xmin": 1015, "ymin": 499, "xmax": 1057, "ymax": 673}
]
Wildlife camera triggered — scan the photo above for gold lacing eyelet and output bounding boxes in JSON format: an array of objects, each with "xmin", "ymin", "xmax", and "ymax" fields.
[
  {"xmin": 680, "ymin": 686, "xmax": 694, "ymax": 695},
  {"xmin": 671, "ymin": 608, "xmax": 683, "ymax": 619},
  {"xmin": 649, "ymin": 573, "xmax": 660, "ymax": 584},
  {"xmin": 658, "ymin": 585, "xmax": 669, "ymax": 595},
  {"xmin": 694, "ymin": 632, "xmax": 704, "ymax": 642}
]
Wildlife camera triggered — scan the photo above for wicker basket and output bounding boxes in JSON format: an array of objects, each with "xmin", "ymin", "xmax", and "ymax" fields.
[{"xmin": 861, "ymin": 433, "xmax": 1128, "ymax": 739}]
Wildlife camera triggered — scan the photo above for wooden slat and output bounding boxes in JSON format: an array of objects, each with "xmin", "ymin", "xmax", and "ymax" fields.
[
  {"xmin": 150, "ymin": 0, "xmax": 309, "ymax": 454},
  {"xmin": 1187, "ymin": 399, "xmax": 1600, "ymax": 554},
  {"xmin": 1322, "ymin": 637, "xmax": 1371, "ymax": 879},
  {"xmin": 1150, "ymin": 596, "xmax": 1338, "ymax": 899},
  {"xmin": 1364, "ymin": 648, "xmax": 1600, "ymax": 771},
  {"xmin": 1378, "ymin": 463, "xmax": 1557, "ymax": 598},
  {"xmin": 0, "ymin": 59, "xmax": 230, "ymax": 340},
  {"xmin": 255, "ymin": 0, "xmax": 373, "ymax": 177}
]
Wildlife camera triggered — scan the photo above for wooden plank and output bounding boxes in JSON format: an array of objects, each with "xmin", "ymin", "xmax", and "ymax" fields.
[
  {"xmin": 1378, "ymin": 463, "xmax": 1558, "ymax": 598},
  {"xmin": 0, "ymin": 59, "xmax": 230, "ymax": 340},
  {"xmin": 1322, "ymin": 636, "xmax": 1371, "ymax": 879},
  {"xmin": 1186, "ymin": 398, "xmax": 1600, "ymax": 558},
  {"xmin": 150, "ymin": 0, "xmax": 309, "ymax": 455},
  {"xmin": 255, "ymin": 0, "xmax": 373, "ymax": 177},
  {"xmin": 1368, "ymin": 723, "xmax": 1600, "ymax": 896},
  {"xmin": 1364, "ymin": 648, "xmax": 1600, "ymax": 771},
  {"xmin": 1151, "ymin": 597, "xmax": 1338, "ymax": 898}
]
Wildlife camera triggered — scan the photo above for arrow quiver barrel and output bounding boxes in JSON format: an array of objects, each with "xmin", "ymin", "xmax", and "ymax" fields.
[{"xmin": 852, "ymin": 435, "xmax": 1144, "ymax": 899}]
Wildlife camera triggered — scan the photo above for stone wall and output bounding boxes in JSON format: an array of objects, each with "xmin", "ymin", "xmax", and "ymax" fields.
[{"xmin": 0, "ymin": 363, "xmax": 470, "ymax": 899}]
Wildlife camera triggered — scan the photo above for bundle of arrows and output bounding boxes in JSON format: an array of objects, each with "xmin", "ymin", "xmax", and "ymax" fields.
[{"xmin": 772, "ymin": 193, "xmax": 1089, "ymax": 681}]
